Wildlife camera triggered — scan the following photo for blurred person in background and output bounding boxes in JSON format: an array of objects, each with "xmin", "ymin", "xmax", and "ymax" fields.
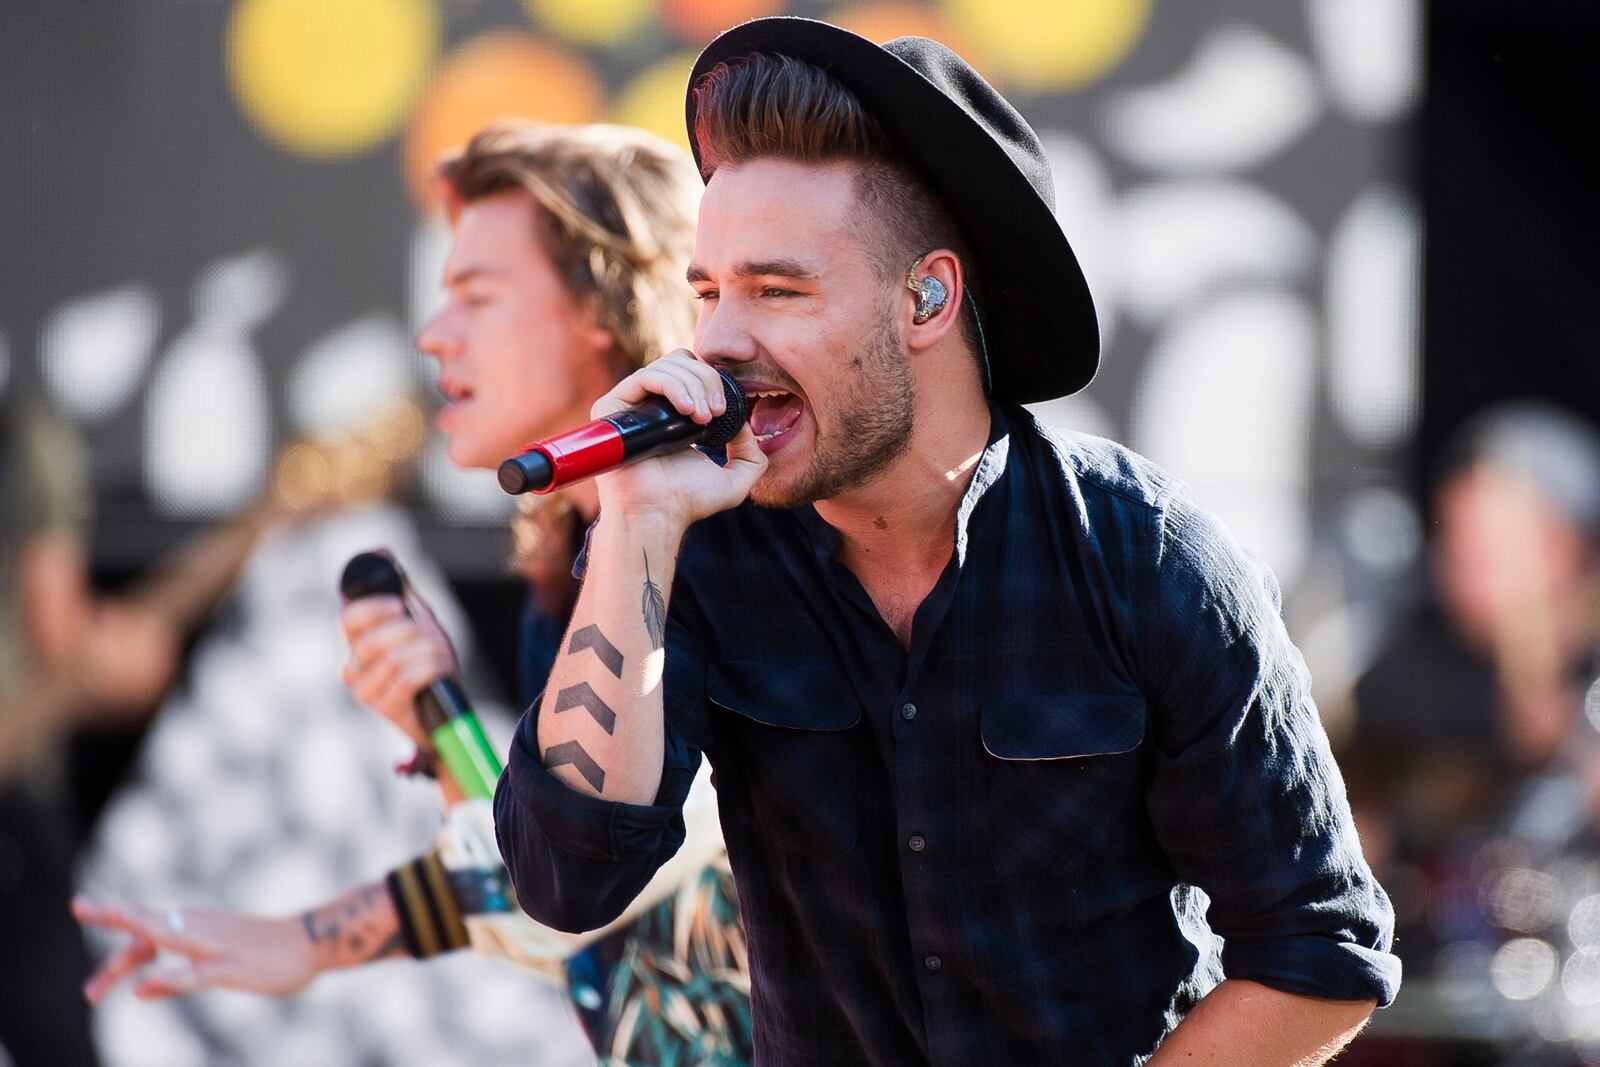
[
  {"xmin": 75, "ymin": 122, "xmax": 752, "ymax": 1065},
  {"xmin": 1, "ymin": 397, "xmax": 180, "ymax": 1067},
  {"xmin": 1343, "ymin": 400, "xmax": 1600, "ymax": 1055}
]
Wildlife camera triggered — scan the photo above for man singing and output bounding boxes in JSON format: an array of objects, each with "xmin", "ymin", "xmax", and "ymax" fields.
[{"xmin": 496, "ymin": 17, "xmax": 1399, "ymax": 1066}]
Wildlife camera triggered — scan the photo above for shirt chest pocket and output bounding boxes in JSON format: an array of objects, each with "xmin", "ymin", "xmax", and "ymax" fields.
[
  {"xmin": 707, "ymin": 662, "xmax": 866, "ymax": 856},
  {"xmin": 981, "ymin": 692, "xmax": 1148, "ymax": 884}
]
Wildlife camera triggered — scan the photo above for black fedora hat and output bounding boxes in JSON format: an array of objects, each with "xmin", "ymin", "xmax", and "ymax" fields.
[{"xmin": 685, "ymin": 16, "xmax": 1099, "ymax": 404}]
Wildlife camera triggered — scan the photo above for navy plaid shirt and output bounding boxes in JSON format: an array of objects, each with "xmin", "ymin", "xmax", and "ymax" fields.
[{"xmin": 497, "ymin": 401, "xmax": 1399, "ymax": 1066}]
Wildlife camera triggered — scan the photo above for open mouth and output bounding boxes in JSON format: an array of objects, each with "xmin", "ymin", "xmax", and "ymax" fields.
[
  {"xmin": 745, "ymin": 387, "xmax": 804, "ymax": 448},
  {"xmin": 438, "ymin": 379, "xmax": 474, "ymax": 406}
]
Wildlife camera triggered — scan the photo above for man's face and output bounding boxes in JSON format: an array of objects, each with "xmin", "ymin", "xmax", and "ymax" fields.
[
  {"xmin": 417, "ymin": 190, "xmax": 607, "ymax": 470},
  {"xmin": 690, "ymin": 158, "xmax": 914, "ymax": 509}
]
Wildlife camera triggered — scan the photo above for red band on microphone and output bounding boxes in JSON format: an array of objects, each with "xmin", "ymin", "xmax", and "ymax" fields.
[{"xmin": 522, "ymin": 419, "xmax": 625, "ymax": 489}]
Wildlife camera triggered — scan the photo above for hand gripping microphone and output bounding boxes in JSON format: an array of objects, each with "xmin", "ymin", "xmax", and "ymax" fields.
[
  {"xmin": 339, "ymin": 551, "xmax": 502, "ymax": 801},
  {"xmin": 498, "ymin": 369, "xmax": 747, "ymax": 495}
]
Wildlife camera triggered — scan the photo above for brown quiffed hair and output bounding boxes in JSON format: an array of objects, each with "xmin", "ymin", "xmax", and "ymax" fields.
[
  {"xmin": 435, "ymin": 122, "xmax": 700, "ymax": 595},
  {"xmin": 437, "ymin": 122, "xmax": 700, "ymax": 377},
  {"xmin": 692, "ymin": 54, "xmax": 978, "ymax": 328}
]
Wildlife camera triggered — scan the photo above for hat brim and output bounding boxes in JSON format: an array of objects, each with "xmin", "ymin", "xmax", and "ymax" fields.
[{"xmin": 686, "ymin": 17, "xmax": 1099, "ymax": 403}]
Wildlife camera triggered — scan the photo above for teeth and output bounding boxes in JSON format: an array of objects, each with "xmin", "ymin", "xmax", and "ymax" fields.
[
  {"xmin": 755, "ymin": 423, "xmax": 797, "ymax": 443},
  {"xmin": 747, "ymin": 390, "xmax": 792, "ymax": 399}
]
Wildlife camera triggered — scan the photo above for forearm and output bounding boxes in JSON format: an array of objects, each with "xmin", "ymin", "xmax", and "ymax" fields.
[
  {"xmin": 299, "ymin": 882, "xmax": 407, "ymax": 974},
  {"xmin": 535, "ymin": 511, "xmax": 684, "ymax": 805},
  {"xmin": 1148, "ymin": 980, "xmax": 1374, "ymax": 1067}
]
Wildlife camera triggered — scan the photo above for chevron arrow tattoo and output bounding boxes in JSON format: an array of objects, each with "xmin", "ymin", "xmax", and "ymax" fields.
[
  {"xmin": 543, "ymin": 741, "xmax": 605, "ymax": 792},
  {"xmin": 568, "ymin": 624, "xmax": 624, "ymax": 678},
  {"xmin": 555, "ymin": 682, "xmax": 618, "ymax": 734}
]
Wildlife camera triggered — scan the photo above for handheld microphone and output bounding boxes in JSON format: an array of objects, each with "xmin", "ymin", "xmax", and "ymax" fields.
[
  {"xmin": 498, "ymin": 370, "xmax": 747, "ymax": 496},
  {"xmin": 339, "ymin": 551, "xmax": 502, "ymax": 801}
]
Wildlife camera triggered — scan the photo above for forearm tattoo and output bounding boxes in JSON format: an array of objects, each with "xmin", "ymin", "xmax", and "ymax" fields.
[
  {"xmin": 554, "ymin": 682, "xmax": 617, "ymax": 734},
  {"xmin": 641, "ymin": 550, "xmax": 666, "ymax": 651},
  {"xmin": 544, "ymin": 740, "xmax": 605, "ymax": 792},
  {"xmin": 567, "ymin": 624, "xmax": 623, "ymax": 678},
  {"xmin": 302, "ymin": 885, "xmax": 404, "ymax": 965}
]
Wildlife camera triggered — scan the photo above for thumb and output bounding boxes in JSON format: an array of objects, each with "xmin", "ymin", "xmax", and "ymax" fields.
[{"xmin": 720, "ymin": 425, "xmax": 769, "ymax": 488}]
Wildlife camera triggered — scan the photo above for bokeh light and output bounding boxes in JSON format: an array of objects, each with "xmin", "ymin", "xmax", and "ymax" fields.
[
  {"xmin": 613, "ymin": 52, "xmax": 699, "ymax": 151},
  {"xmin": 1563, "ymin": 949, "xmax": 1600, "ymax": 1007},
  {"xmin": 403, "ymin": 33, "xmax": 606, "ymax": 211},
  {"xmin": 1487, "ymin": 867, "xmax": 1565, "ymax": 934},
  {"xmin": 520, "ymin": 0, "xmax": 655, "ymax": 47},
  {"xmin": 227, "ymin": 0, "xmax": 440, "ymax": 158},
  {"xmin": 940, "ymin": 0, "xmax": 1151, "ymax": 90},
  {"xmin": 1490, "ymin": 937, "xmax": 1559, "ymax": 1002},
  {"xmin": 661, "ymin": 0, "xmax": 784, "ymax": 46}
]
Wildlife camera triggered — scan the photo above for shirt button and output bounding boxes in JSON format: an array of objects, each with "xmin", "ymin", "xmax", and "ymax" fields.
[
  {"xmin": 900, "ymin": 702, "xmax": 917, "ymax": 721},
  {"xmin": 924, "ymin": 954, "xmax": 943, "ymax": 972},
  {"xmin": 908, "ymin": 834, "xmax": 926, "ymax": 853}
]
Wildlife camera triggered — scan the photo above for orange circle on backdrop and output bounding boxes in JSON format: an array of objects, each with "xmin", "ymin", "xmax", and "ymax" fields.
[
  {"xmin": 402, "ymin": 32, "xmax": 607, "ymax": 211},
  {"xmin": 829, "ymin": 3, "xmax": 993, "ymax": 83},
  {"xmin": 660, "ymin": 0, "xmax": 784, "ymax": 48}
]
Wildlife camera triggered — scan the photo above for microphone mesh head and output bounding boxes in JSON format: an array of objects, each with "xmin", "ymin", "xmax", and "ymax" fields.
[
  {"xmin": 700, "ymin": 371, "xmax": 748, "ymax": 448},
  {"xmin": 339, "ymin": 551, "xmax": 403, "ymax": 600}
]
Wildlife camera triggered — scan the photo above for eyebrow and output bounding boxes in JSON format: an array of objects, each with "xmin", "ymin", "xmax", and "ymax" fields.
[
  {"xmin": 685, "ymin": 259, "xmax": 820, "ymax": 284},
  {"xmin": 443, "ymin": 265, "xmax": 507, "ymax": 288}
]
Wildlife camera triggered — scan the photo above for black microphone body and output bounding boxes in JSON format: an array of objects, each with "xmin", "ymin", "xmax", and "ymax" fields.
[{"xmin": 498, "ymin": 370, "xmax": 747, "ymax": 495}]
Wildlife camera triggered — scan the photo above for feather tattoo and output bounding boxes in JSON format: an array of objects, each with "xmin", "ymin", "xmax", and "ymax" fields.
[{"xmin": 642, "ymin": 551, "xmax": 666, "ymax": 651}]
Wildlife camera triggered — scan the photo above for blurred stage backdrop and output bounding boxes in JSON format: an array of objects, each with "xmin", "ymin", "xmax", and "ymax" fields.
[
  {"xmin": 1, "ymin": 0, "xmax": 1422, "ymax": 610},
  {"xmin": 3, "ymin": 1, "xmax": 1435, "ymax": 1065}
]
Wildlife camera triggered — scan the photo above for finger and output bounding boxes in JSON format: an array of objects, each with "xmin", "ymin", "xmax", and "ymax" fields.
[
  {"xmin": 678, "ymin": 355, "xmax": 730, "ymax": 416},
  {"xmin": 133, "ymin": 960, "xmax": 208, "ymax": 1000},
  {"xmin": 597, "ymin": 363, "xmax": 714, "ymax": 423},
  {"xmin": 374, "ymin": 649, "xmax": 453, "ymax": 723},
  {"xmin": 348, "ymin": 650, "xmax": 406, "ymax": 711},
  {"xmin": 637, "ymin": 362, "xmax": 715, "ymax": 422},
  {"xmin": 84, "ymin": 938, "xmax": 157, "ymax": 1004},
  {"xmin": 720, "ymin": 424, "xmax": 769, "ymax": 486},
  {"xmin": 73, "ymin": 899, "xmax": 218, "ymax": 959},
  {"xmin": 400, "ymin": 585, "xmax": 451, "ymax": 643},
  {"xmin": 338, "ymin": 596, "xmax": 405, "ymax": 644},
  {"xmin": 348, "ymin": 616, "xmax": 429, "ymax": 667}
]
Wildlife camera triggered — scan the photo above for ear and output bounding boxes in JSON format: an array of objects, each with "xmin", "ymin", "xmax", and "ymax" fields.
[{"xmin": 905, "ymin": 248, "xmax": 963, "ymax": 352}]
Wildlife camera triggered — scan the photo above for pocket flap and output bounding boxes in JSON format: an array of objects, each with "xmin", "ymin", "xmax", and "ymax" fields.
[
  {"xmin": 981, "ymin": 692, "xmax": 1145, "ymax": 761},
  {"xmin": 707, "ymin": 661, "xmax": 862, "ymax": 731}
]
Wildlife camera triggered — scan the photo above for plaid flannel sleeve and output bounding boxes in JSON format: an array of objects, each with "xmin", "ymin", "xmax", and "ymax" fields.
[{"xmin": 1142, "ymin": 489, "xmax": 1401, "ymax": 1006}]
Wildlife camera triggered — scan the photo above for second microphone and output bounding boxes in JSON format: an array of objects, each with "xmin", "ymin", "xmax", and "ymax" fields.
[{"xmin": 498, "ymin": 369, "xmax": 747, "ymax": 496}]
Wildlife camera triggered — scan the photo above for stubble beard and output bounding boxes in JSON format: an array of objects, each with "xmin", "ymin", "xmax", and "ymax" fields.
[{"xmin": 749, "ymin": 315, "xmax": 914, "ymax": 510}]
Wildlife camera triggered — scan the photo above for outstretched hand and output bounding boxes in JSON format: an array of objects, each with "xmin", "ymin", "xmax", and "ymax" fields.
[{"xmin": 73, "ymin": 896, "xmax": 315, "ymax": 1002}]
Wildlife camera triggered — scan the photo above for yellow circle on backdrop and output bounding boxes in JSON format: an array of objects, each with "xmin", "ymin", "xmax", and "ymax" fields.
[
  {"xmin": 613, "ymin": 52, "xmax": 698, "ymax": 152},
  {"xmin": 402, "ymin": 33, "xmax": 607, "ymax": 210},
  {"xmin": 227, "ymin": 0, "xmax": 440, "ymax": 157},
  {"xmin": 941, "ymin": 0, "xmax": 1150, "ymax": 90},
  {"xmin": 521, "ymin": 0, "xmax": 656, "ymax": 47}
]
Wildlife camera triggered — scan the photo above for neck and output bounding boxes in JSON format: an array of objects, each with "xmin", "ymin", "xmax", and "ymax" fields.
[{"xmin": 814, "ymin": 387, "xmax": 992, "ymax": 570}]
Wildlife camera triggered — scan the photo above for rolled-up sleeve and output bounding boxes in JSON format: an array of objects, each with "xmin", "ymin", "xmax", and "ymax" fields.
[
  {"xmin": 1142, "ymin": 491, "xmax": 1401, "ymax": 1006},
  {"xmin": 495, "ymin": 587, "xmax": 713, "ymax": 934}
]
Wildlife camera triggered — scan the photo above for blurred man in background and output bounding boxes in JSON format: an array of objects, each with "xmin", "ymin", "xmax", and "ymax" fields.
[
  {"xmin": 75, "ymin": 121, "xmax": 752, "ymax": 1067},
  {"xmin": 1344, "ymin": 400, "xmax": 1600, "ymax": 1060},
  {"xmin": 1, "ymin": 397, "xmax": 179, "ymax": 1066}
]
